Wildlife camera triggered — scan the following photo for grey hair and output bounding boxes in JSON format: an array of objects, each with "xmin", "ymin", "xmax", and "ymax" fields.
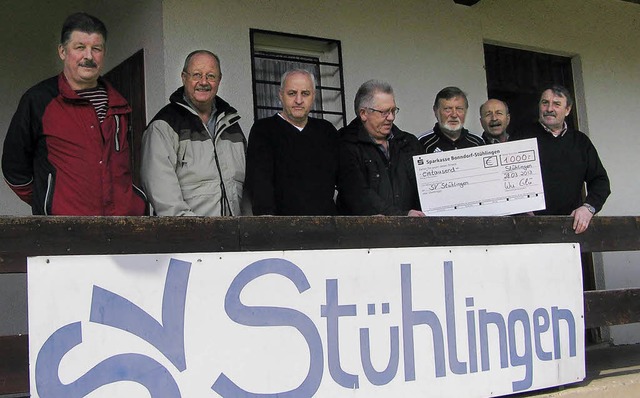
[
  {"xmin": 540, "ymin": 84, "xmax": 573, "ymax": 108},
  {"xmin": 354, "ymin": 80, "xmax": 394, "ymax": 115},
  {"xmin": 182, "ymin": 50, "xmax": 222, "ymax": 76},
  {"xmin": 433, "ymin": 86, "xmax": 468, "ymax": 110},
  {"xmin": 280, "ymin": 69, "xmax": 317, "ymax": 92},
  {"xmin": 479, "ymin": 99, "xmax": 510, "ymax": 116}
]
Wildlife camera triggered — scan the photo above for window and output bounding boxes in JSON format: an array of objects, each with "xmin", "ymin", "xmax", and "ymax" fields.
[{"xmin": 250, "ymin": 29, "xmax": 347, "ymax": 128}]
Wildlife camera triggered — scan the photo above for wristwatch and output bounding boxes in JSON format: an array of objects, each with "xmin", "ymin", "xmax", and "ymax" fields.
[{"xmin": 583, "ymin": 203, "xmax": 596, "ymax": 214}]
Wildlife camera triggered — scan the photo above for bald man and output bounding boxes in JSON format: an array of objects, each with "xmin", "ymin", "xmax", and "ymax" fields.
[{"xmin": 480, "ymin": 99, "xmax": 510, "ymax": 144}]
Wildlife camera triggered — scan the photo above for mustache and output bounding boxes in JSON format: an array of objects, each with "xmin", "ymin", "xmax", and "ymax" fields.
[
  {"xmin": 543, "ymin": 112, "xmax": 556, "ymax": 117},
  {"xmin": 80, "ymin": 60, "xmax": 97, "ymax": 68},
  {"xmin": 489, "ymin": 121, "xmax": 502, "ymax": 127},
  {"xmin": 195, "ymin": 84, "xmax": 212, "ymax": 91}
]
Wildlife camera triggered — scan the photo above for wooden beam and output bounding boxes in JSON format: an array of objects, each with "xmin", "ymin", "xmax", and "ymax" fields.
[
  {"xmin": 1, "ymin": 216, "xmax": 638, "ymax": 274},
  {"xmin": 0, "ymin": 216, "xmax": 239, "ymax": 273},
  {"xmin": 0, "ymin": 334, "xmax": 28, "ymax": 395},
  {"xmin": 585, "ymin": 288, "xmax": 640, "ymax": 328}
]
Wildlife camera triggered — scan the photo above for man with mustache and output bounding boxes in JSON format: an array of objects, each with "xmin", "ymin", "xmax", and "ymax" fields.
[
  {"xmin": 141, "ymin": 50, "xmax": 246, "ymax": 216},
  {"xmin": 419, "ymin": 86, "xmax": 484, "ymax": 153},
  {"xmin": 517, "ymin": 85, "xmax": 610, "ymax": 234},
  {"xmin": 337, "ymin": 80, "xmax": 424, "ymax": 216},
  {"xmin": 245, "ymin": 69, "xmax": 339, "ymax": 215},
  {"xmin": 2, "ymin": 13, "xmax": 146, "ymax": 215},
  {"xmin": 480, "ymin": 99, "xmax": 510, "ymax": 144}
]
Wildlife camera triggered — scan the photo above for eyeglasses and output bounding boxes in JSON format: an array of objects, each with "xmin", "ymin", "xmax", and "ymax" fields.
[
  {"xmin": 367, "ymin": 107, "xmax": 400, "ymax": 118},
  {"xmin": 184, "ymin": 72, "xmax": 220, "ymax": 83}
]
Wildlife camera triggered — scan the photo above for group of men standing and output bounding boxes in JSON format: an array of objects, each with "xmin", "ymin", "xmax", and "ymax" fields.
[{"xmin": 2, "ymin": 13, "xmax": 610, "ymax": 234}]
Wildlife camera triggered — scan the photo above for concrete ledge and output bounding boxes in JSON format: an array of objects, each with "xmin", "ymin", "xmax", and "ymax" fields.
[{"xmin": 515, "ymin": 343, "xmax": 640, "ymax": 397}]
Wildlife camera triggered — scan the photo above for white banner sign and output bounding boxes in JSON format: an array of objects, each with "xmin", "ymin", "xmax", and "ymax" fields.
[
  {"xmin": 28, "ymin": 244, "xmax": 584, "ymax": 398},
  {"xmin": 414, "ymin": 139, "xmax": 545, "ymax": 216}
]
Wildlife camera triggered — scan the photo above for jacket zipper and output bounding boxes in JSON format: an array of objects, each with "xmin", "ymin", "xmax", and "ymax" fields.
[
  {"xmin": 44, "ymin": 173, "xmax": 53, "ymax": 215},
  {"xmin": 114, "ymin": 114, "xmax": 121, "ymax": 152}
]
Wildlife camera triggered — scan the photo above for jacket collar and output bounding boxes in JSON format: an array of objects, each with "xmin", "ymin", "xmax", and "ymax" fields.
[
  {"xmin": 343, "ymin": 117, "xmax": 404, "ymax": 145},
  {"xmin": 539, "ymin": 120, "xmax": 568, "ymax": 137},
  {"xmin": 57, "ymin": 72, "xmax": 130, "ymax": 112},
  {"xmin": 169, "ymin": 86, "xmax": 236, "ymax": 117},
  {"xmin": 482, "ymin": 131, "xmax": 509, "ymax": 144}
]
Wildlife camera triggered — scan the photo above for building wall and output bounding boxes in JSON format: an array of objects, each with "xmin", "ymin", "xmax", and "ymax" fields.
[
  {"xmin": 0, "ymin": 0, "xmax": 638, "ymax": 342},
  {"xmin": 474, "ymin": 0, "xmax": 640, "ymax": 346},
  {"xmin": 160, "ymin": 0, "xmax": 487, "ymax": 136}
]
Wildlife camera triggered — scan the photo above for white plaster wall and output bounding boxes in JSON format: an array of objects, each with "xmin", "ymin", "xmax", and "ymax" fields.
[
  {"xmin": 475, "ymin": 0, "xmax": 640, "ymax": 344},
  {"xmin": 161, "ymin": 0, "xmax": 487, "ymax": 137}
]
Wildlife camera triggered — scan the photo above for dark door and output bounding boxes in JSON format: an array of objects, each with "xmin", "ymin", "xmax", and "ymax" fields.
[
  {"xmin": 104, "ymin": 49, "xmax": 146, "ymax": 186},
  {"xmin": 483, "ymin": 44, "xmax": 578, "ymax": 136}
]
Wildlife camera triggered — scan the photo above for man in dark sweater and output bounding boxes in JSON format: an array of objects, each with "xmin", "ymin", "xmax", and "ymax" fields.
[
  {"xmin": 516, "ymin": 85, "xmax": 610, "ymax": 234},
  {"xmin": 245, "ymin": 69, "xmax": 339, "ymax": 215}
]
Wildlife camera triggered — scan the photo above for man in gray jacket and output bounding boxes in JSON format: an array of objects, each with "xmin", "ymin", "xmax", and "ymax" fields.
[{"xmin": 141, "ymin": 50, "xmax": 246, "ymax": 216}]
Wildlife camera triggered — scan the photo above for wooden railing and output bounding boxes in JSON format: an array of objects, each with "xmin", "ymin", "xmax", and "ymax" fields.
[{"xmin": 1, "ymin": 215, "xmax": 639, "ymax": 396}]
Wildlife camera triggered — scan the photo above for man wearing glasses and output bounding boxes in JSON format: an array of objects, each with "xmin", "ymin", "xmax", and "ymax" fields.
[
  {"xmin": 141, "ymin": 50, "xmax": 246, "ymax": 216},
  {"xmin": 337, "ymin": 80, "xmax": 424, "ymax": 216},
  {"xmin": 419, "ymin": 86, "xmax": 484, "ymax": 153}
]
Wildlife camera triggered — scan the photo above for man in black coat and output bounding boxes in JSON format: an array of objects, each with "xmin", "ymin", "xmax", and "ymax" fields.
[{"xmin": 337, "ymin": 80, "xmax": 424, "ymax": 216}]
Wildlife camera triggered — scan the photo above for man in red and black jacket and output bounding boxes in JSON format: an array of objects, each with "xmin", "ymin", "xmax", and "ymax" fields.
[{"xmin": 2, "ymin": 12, "xmax": 146, "ymax": 216}]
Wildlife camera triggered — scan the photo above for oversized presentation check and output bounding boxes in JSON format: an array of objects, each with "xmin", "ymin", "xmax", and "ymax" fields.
[{"xmin": 413, "ymin": 138, "xmax": 545, "ymax": 216}]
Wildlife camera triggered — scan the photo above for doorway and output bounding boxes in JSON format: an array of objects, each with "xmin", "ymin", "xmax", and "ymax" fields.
[
  {"xmin": 483, "ymin": 44, "xmax": 578, "ymax": 135},
  {"xmin": 104, "ymin": 49, "xmax": 146, "ymax": 186},
  {"xmin": 484, "ymin": 44, "xmax": 601, "ymax": 342}
]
